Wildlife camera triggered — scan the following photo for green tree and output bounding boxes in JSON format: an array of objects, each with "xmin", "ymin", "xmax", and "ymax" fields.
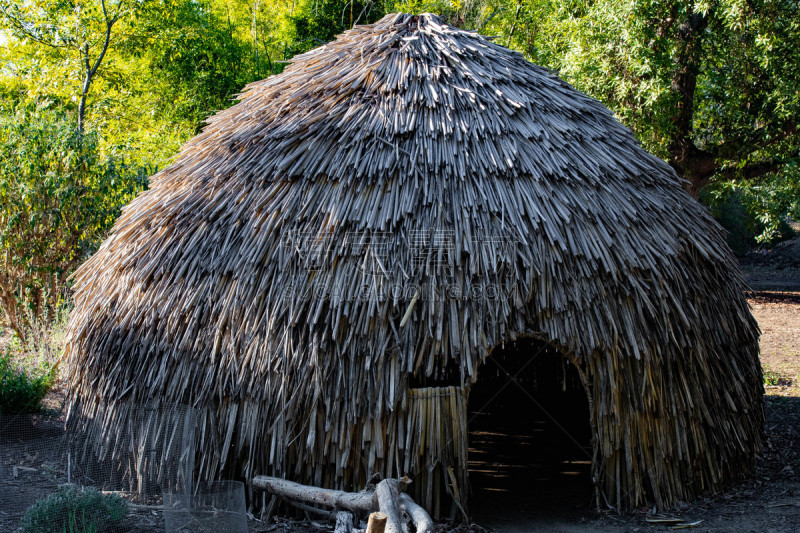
[
  {"xmin": 0, "ymin": 0, "xmax": 140, "ymax": 133},
  {"xmin": 389, "ymin": 0, "xmax": 497, "ymax": 29},
  {"xmin": 482, "ymin": 0, "xmax": 800, "ymax": 200},
  {"xmin": 0, "ymin": 0, "xmax": 304, "ymax": 164},
  {"xmin": 289, "ymin": 0, "xmax": 385, "ymax": 55},
  {"xmin": 0, "ymin": 112, "xmax": 145, "ymax": 339},
  {"xmin": 133, "ymin": 0, "xmax": 297, "ymax": 131},
  {"xmin": 138, "ymin": 0, "xmax": 252, "ymax": 128}
]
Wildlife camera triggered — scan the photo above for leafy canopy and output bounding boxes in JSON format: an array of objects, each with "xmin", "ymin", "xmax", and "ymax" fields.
[{"xmin": 0, "ymin": 0, "xmax": 797, "ymax": 270}]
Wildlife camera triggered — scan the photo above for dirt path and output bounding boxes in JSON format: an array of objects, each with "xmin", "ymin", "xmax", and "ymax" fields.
[{"xmin": 752, "ymin": 292, "xmax": 800, "ymax": 397}]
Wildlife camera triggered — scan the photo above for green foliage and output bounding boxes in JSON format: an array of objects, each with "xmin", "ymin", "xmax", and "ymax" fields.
[
  {"xmin": 701, "ymin": 188, "xmax": 759, "ymax": 255},
  {"xmin": 0, "ymin": 0, "xmax": 298, "ymax": 166},
  {"xmin": 289, "ymin": 0, "xmax": 385, "ymax": 55},
  {"xmin": 387, "ymin": 0, "xmax": 495, "ymax": 30},
  {"xmin": 0, "ymin": 349, "xmax": 56, "ymax": 416},
  {"xmin": 0, "ymin": 0, "xmax": 141, "ymax": 131},
  {"xmin": 21, "ymin": 485, "xmax": 128, "ymax": 533},
  {"xmin": 0, "ymin": 111, "xmax": 146, "ymax": 339},
  {"xmin": 763, "ymin": 368, "xmax": 792, "ymax": 387},
  {"xmin": 136, "ymin": 0, "xmax": 263, "ymax": 130},
  {"xmin": 2, "ymin": 0, "xmax": 798, "ymax": 251},
  {"xmin": 701, "ymin": 188, "xmax": 755, "ymax": 255},
  {"xmin": 480, "ymin": 1, "xmax": 800, "ymax": 158},
  {"xmin": 703, "ymin": 167, "xmax": 800, "ymax": 247}
]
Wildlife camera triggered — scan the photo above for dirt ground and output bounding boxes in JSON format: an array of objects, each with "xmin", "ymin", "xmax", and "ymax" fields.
[
  {"xmin": 1, "ymin": 240, "xmax": 799, "ymax": 533},
  {"xmin": 751, "ymin": 292, "xmax": 800, "ymax": 395}
]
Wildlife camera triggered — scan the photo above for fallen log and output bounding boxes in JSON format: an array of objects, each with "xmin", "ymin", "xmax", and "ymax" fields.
[
  {"xmin": 253, "ymin": 475, "xmax": 433, "ymax": 533},
  {"xmin": 253, "ymin": 476, "xmax": 377, "ymax": 513},
  {"xmin": 399, "ymin": 493, "xmax": 434, "ymax": 533},
  {"xmin": 375, "ymin": 479, "xmax": 403, "ymax": 533}
]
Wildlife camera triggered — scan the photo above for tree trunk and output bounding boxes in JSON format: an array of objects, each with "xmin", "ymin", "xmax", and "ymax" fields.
[
  {"xmin": 77, "ymin": 5, "xmax": 116, "ymax": 134},
  {"xmin": 252, "ymin": 476, "xmax": 377, "ymax": 512},
  {"xmin": 77, "ymin": 91, "xmax": 88, "ymax": 134},
  {"xmin": 668, "ymin": 9, "xmax": 718, "ymax": 197},
  {"xmin": 374, "ymin": 479, "xmax": 404, "ymax": 533},
  {"xmin": 669, "ymin": 141, "xmax": 718, "ymax": 198},
  {"xmin": 398, "ymin": 493, "xmax": 434, "ymax": 533}
]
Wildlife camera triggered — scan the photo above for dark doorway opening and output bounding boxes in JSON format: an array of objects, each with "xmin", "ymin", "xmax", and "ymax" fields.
[{"xmin": 467, "ymin": 338, "xmax": 592, "ymax": 524}]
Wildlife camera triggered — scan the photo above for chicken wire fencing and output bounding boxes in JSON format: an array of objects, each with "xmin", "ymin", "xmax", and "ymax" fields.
[
  {"xmin": 0, "ymin": 404, "xmax": 200, "ymax": 533},
  {"xmin": 164, "ymin": 480, "xmax": 248, "ymax": 533}
]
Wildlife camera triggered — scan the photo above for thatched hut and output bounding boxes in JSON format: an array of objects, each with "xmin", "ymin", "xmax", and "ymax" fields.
[{"xmin": 64, "ymin": 13, "xmax": 763, "ymax": 514}]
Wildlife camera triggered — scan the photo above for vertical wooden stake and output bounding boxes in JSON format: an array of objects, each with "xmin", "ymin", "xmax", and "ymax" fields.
[
  {"xmin": 335, "ymin": 510, "xmax": 355, "ymax": 533},
  {"xmin": 366, "ymin": 512, "xmax": 387, "ymax": 533}
]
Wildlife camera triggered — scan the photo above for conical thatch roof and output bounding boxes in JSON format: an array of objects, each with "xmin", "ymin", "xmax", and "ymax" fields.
[{"xmin": 65, "ymin": 13, "xmax": 762, "ymax": 513}]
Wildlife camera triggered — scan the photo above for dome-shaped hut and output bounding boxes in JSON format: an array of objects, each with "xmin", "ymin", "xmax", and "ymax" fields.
[{"xmin": 64, "ymin": 13, "xmax": 763, "ymax": 514}]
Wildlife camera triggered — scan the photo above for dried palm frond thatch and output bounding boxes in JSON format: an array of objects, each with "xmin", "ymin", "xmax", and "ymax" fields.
[{"xmin": 64, "ymin": 13, "xmax": 762, "ymax": 514}]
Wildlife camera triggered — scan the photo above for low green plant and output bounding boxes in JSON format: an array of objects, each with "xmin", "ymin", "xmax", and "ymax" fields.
[
  {"xmin": 0, "ymin": 349, "xmax": 56, "ymax": 415},
  {"xmin": 18, "ymin": 303, "xmax": 72, "ymax": 368},
  {"xmin": 21, "ymin": 485, "xmax": 128, "ymax": 533},
  {"xmin": 764, "ymin": 370, "xmax": 781, "ymax": 386},
  {"xmin": 63, "ymin": 510, "xmax": 98, "ymax": 533},
  {"xmin": 763, "ymin": 369, "xmax": 793, "ymax": 387}
]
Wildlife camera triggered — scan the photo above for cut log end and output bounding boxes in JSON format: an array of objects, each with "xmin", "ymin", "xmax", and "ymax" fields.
[{"xmin": 366, "ymin": 511, "xmax": 387, "ymax": 533}]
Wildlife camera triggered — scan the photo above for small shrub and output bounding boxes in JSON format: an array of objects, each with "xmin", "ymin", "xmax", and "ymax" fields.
[
  {"xmin": 18, "ymin": 304, "xmax": 72, "ymax": 369},
  {"xmin": 763, "ymin": 369, "xmax": 793, "ymax": 387},
  {"xmin": 21, "ymin": 485, "xmax": 128, "ymax": 533},
  {"xmin": 0, "ymin": 349, "xmax": 55, "ymax": 415}
]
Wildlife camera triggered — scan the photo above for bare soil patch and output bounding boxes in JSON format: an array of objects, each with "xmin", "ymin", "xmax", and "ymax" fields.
[{"xmin": 751, "ymin": 292, "xmax": 800, "ymax": 398}]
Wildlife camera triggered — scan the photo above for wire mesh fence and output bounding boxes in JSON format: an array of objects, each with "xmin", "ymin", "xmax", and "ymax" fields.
[
  {"xmin": 0, "ymin": 404, "xmax": 198, "ymax": 533},
  {"xmin": 68, "ymin": 403, "xmax": 197, "ymax": 500},
  {"xmin": 0, "ymin": 413, "xmax": 69, "ymax": 532},
  {"xmin": 164, "ymin": 480, "xmax": 248, "ymax": 533}
]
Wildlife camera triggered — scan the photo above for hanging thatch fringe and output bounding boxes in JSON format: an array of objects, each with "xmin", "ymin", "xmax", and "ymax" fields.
[
  {"xmin": 63, "ymin": 12, "xmax": 762, "ymax": 514},
  {"xmin": 66, "ymin": 403, "xmax": 197, "ymax": 497}
]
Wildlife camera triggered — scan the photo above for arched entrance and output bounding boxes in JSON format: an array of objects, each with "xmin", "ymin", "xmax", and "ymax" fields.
[{"xmin": 468, "ymin": 338, "xmax": 593, "ymax": 523}]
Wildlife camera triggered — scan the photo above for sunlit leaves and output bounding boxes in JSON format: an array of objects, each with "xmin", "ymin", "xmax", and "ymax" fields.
[
  {"xmin": 0, "ymin": 111, "xmax": 146, "ymax": 336},
  {"xmin": 2, "ymin": 0, "xmax": 798, "ymax": 248}
]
